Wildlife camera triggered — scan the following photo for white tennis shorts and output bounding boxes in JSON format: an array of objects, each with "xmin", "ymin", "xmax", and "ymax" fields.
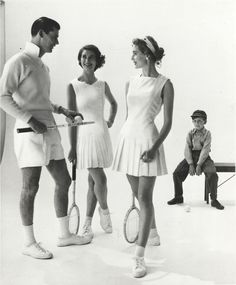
[{"xmin": 14, "ymin": 111, "xmax": 64, "ymax": 168}]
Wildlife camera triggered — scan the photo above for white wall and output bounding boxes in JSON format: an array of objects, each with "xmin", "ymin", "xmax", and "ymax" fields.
[{"xmin": 1, "ymin": 0, "xmax": 235, "ymax": 182}]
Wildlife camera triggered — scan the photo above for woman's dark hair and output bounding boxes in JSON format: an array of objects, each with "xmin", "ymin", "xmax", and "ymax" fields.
[
  {"xmin": 78, "ymin": 45, "xmax": 105, "ymax": 70},
  {"xmin": 132, "ymin": 36, "xmax": 165, "ymax": 64},
  {"xmin": 31, "ymin": 17, "xmax": 60, "ymax": 36}
]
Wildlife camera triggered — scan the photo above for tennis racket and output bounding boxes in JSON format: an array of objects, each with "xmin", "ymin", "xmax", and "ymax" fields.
[
  {"xmin": 68, "ymin": 160, "xmax": 80, "ymax": 234},
  {"xmin": 17, "ymin": 121, "xmax": 94, "ymax": 133},
  {"xmin": 123, "ymin": 192, "xmax": 140, "ymax": 243}
]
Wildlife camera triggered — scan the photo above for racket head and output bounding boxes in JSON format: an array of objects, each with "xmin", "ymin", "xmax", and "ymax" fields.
[
  {"xmin": 68, "ymin": 204, "xmax": 80, "ymax": 234},
  {"xmin": 123, "ymin": 206, "xmax": 140, "ymax": 243}
]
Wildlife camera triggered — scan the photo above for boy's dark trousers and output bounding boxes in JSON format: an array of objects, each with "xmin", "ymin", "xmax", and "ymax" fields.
[{"xmin": 173, "ymin": 150, "xmax": 218, "ymax": 200}]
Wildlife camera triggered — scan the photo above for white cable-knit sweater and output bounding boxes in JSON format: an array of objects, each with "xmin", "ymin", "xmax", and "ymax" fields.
[{"xmin": 0, "ymin": 42, "xmax": 59, "ymax": 123}]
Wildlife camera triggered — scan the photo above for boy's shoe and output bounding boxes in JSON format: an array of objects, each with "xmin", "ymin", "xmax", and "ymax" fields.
[
  {"xmin": 57, "ymin": 233, "xmax": 92, "ymax": 247},
  {"xmin": 147, "ymin": 231, "xmax": 160, "ymax": 246},
  {"xmin": 22, "ymin": 242, "xmax": 53, "ymax": 259},
  {"xmin": 211, "ymin": 199, "xmax": 224, "ymax": 210},
  {"xmin": 132, "ymin": 257, "xmax": 147, "ymax": 278},
  {"xmin": 167, "ymin": 196, "xmax": 184, "ymax": 205},
  {"xmin": 81, "ymin": 223, "xmax": 94, "ymax": 239},
  {"xmin": 98, "ymin": 207, "xmax": 112, "ymax": 233}
]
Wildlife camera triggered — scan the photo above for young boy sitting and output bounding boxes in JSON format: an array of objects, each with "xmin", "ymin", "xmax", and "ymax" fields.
[{"xmin": 167, "ymin": 110, "xmax": 224, "ymax": 210}]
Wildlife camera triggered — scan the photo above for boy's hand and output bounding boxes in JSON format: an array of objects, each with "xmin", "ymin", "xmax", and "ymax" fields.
[
  {"xmin": 196, "ymin": 164, "xmax": 202, "ymax": 176},
  {"xmin": 189, "ymin": 164, "xmax": 195, "ymax": 176}
]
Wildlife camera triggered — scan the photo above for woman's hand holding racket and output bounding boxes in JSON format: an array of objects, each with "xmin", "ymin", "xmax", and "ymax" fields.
[
  {"xmin": 68, "ymin": 148, "xmax": 77, "ymax": 164},
  {"xmin": 67, "ymin": 115, "xmax": 82, "ymax": 163}
]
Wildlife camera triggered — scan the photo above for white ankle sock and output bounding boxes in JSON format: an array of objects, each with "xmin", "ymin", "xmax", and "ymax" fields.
[
  {"xmin": 100, "ymin": 208, "xmax": 109, "ymax": 215},
  {"xmin": 149, "ymin": 228, "xmax": 158, "ymax": 238},
  {"xmin": 134, "ymin": 245, "xmax": 145, "ymax": 258},
  {"xmin": 23, "ymin": 224, "xmax": 36, "ymax": 246},
  {"xmin": 58, "ymin": 216, "xmax": 71, "ymax": 238}
]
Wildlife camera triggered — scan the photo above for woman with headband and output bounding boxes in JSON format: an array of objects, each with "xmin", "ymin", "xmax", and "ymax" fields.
[{"xmin": 112, "ymin": 36, "xmax": 174, "ymax": 277}]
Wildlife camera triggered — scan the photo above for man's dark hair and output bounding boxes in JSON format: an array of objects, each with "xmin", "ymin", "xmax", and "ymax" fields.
[{"xmin": 31, "ymin": 17, "xmax": 60, "ymax": 36}]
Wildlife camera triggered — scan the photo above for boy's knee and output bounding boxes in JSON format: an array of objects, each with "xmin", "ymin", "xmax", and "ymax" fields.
[
  {"xmin": 173, "ymin": 170, "xmax": 181, "ymax": 178},
  {"xmin": 205, "ymin": 171, "xmax": 218, "ymax": 181}
]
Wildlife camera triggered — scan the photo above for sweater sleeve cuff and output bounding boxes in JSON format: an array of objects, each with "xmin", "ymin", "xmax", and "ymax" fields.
[{"xmin": 20, "ymin": 112, "xmax": 32, "ymax": 123}]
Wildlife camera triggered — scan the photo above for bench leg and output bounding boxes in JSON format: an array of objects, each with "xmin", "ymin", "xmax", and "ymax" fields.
[{"xmin": 204, "ymin": 178, "xmax": 209, "ymax": 204}]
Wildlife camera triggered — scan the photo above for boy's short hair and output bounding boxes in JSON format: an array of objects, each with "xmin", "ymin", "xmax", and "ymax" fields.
[
  {"xmin": 31, "ymin": 17, "xmax": 60, "ymax": 36},
  {"xmin": 191, "ymin": 110, "xmax": 207, "ymax": 122}
]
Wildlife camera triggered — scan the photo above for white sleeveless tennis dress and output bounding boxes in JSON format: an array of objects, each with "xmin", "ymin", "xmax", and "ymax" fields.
[
  {"xmin": 112, "ymin": 75, "xmax": 168, "ymax": 177},
  {"xmin": 70, "ymin": 79, "xmax": 113, "ymax": 169}
]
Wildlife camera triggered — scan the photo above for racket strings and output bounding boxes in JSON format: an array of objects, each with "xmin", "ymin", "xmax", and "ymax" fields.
[
  {"xmin": 69, "ymin": 207, "xmax": 80, "ymax": 234},
  {"xmin": 125, "ymin": 209, "xmax": 139, "ymax": 243}
]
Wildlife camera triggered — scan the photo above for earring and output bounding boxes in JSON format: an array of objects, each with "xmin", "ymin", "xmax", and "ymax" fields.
[{"xmin": 156, "ymin": 60, "xmax": 162, "ymax": 68}]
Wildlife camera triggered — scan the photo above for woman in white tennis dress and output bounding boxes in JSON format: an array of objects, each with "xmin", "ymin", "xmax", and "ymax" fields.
[
  {"xmin": 112, "ymin": 36, "xmax": 174, "ymax": 278},
  {"xmin": 67, "ymin": 45, "xmax": 117, "ymax": 239}
]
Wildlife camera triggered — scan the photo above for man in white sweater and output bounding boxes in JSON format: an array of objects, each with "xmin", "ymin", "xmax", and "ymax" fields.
[{"xmin": 0, "ymin": 17, "xmax": 92, "ymax": 259}]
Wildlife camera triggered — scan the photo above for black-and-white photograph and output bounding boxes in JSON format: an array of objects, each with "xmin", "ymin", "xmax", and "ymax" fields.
[{"xmin": 0, "ymin": 0, "xmax": 235, "ymax": 284}]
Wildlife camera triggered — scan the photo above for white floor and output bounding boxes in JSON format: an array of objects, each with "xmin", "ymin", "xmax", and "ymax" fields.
[{"xmin": 1, "ymin": 126, "xmax": 236, "ymax": 285}]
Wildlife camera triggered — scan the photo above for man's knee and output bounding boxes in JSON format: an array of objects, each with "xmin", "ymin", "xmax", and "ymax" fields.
[
  {"xmin": 21, "ymin": 167, "xmax": 41, "ymax": 195},
  {"xmin": 56, "ymin": 173, "xmax": 71, "ymax": 191},
  {"xmin": 22, "ymin": 182, "xmax": 39, "ymax": 196}
]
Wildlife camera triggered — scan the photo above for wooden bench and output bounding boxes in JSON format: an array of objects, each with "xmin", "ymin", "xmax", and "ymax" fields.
[{"xmin": 204, "ymin": 162, "xmax": 235, "ymax": 204}]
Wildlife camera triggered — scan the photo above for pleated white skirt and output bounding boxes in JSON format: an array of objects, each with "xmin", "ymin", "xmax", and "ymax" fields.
[
  {"xmin": 76, "ymin": 122, "xmax": 113, "ymax": 169},
  {"xmin": 112, "ymin": 135, "xmax": 167, "ymax": 177}
]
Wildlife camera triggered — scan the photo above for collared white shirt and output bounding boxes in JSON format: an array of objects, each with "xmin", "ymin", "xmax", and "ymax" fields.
[
  {"xmin": 0, "ymin": 42, "xmax": 59, "ymax": 123},
  {"xmin": 25, "ymin": 41, "xmax": 40, "ymax": 58},
  {"xmin": 184, "ymin": 127, "xmax": 211, "ymax": 165}
]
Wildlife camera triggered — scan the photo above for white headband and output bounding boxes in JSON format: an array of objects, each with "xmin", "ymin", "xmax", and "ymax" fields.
[{"xmin": 143, "ymin": 37, "xmax": 156, "ymax": 55}]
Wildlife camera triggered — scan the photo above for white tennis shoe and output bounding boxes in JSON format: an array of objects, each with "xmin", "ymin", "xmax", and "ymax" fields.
[
  {"xmin": 81, "ymin": 223, "xmax": 94, "ymax": 239},
  {"xmin": 57, "ymin": 233, "xmax": 92, "ymax": 247},
  {"xmin": 98, "ymin": 207, "xmax": 112, "ymax": 233},
  {"xmin": 132, "ymin": 256, "xmax": 146, "ymax": 278},
  {"xmin": 22, "ymin": 242, "xmax": 53, "ymax": 259}
]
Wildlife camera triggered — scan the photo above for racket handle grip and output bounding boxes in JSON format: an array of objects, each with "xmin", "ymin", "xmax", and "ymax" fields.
[
  {"xmin": 17, "ymin": 127, "xmax": 34, "ymax": 133},
  {"xmin": 72, "ymin": 161, "xmax": 76, "ymax": 180}
]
